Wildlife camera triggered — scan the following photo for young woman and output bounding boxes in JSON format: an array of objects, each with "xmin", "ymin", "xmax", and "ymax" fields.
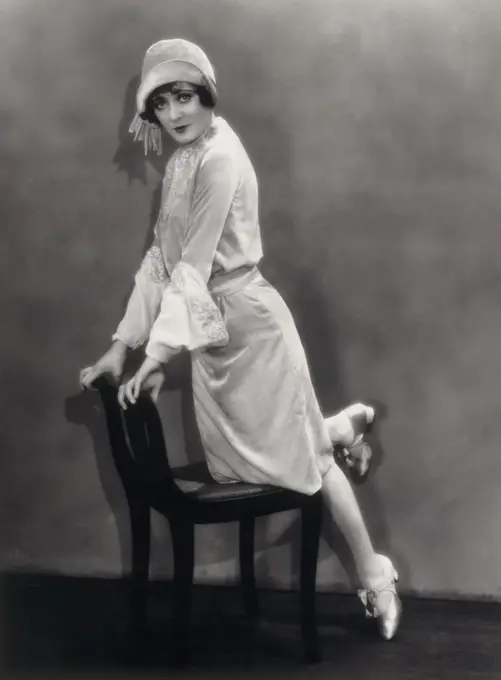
[{"xmin": 80, "ymin": 38, "xmax": 401, "ymax": 640}]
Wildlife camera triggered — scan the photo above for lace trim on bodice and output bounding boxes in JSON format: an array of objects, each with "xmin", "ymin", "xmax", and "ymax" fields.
[{"xmin": 156, "ymin": 119, "xmax": 219, "ymax": 227}]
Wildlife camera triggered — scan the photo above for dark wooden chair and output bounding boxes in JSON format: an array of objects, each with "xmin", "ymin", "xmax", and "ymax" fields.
[{"xmin": 94, "ymin": 376, "xmax": 324, "ymax": 663}]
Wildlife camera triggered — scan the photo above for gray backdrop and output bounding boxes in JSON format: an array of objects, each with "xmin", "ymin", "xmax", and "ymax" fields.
[{"xmin": 2, "ymin": 0, "xmax": 501, "ymax": 600}]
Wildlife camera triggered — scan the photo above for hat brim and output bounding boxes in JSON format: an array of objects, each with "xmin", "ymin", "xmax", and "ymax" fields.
[{"xmin": 136, "ymin": 60, "xmax": 217, "ymax": 114}]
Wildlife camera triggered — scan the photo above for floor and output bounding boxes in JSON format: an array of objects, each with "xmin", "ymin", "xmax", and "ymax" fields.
[{"xmin": 1, "ymin": 573, "xmax": 500, "ymax": 679}]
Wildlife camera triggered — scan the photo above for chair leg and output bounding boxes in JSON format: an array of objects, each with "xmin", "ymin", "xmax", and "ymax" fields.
[
  {"xmin": 239, "ymin": 517, "xmax": 259, "ymax": 618},
  {"xmin": 300, "ymin": 494, "xmax": 323, "ymax": 663},
  {"xmin": 170, "ymin": 518, "xmax": 195, "ymax": 661},
  {"xmin": 127, "ymin": 496, "xmax": 151, "ymax": 634}
]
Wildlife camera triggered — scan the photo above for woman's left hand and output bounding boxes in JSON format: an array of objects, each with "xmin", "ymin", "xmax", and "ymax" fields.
[{"xmin": 118, "ymin": 356, "xmax": 162, "ymax": 410}]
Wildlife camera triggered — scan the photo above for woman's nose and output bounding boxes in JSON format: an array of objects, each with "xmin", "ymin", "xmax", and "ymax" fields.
[{"xmin": 169, "ymin": 103, "xmax": 182, "ymax": 121}]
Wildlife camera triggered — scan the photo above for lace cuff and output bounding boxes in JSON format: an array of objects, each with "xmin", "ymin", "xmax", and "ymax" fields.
[
  {"xmin": 139, "ymin": 243, "xmax": 168, "ymax": 283},
  {"xmin": 111, "ymin": 244, "xmax": 167, "ymax": 349},
  {"xmin": 145, "ymin": 261, "xmax": 229, "ymax": 362}
]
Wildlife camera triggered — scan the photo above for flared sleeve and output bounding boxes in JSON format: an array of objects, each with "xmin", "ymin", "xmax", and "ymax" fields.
[
  {"xmin": 145, "ymin": 152, "xmax": 238, "ymax": 362},
  {"xmin": 112, "ymin": 241, "xmax": 168, "ymax": 349}
]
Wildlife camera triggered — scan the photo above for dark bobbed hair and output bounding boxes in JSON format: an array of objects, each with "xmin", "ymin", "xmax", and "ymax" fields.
[{"xmin": 141, "ymin": 81, "xmax": 217, "ymax": 124}]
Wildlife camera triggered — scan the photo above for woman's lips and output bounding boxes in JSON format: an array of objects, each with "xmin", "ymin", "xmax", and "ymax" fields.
[{"xmin": 173, "ymin": 125, "xmax": 189, "ymax": 134}]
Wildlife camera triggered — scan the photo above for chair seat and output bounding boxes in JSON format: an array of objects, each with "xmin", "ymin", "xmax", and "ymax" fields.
[{"xmin": 172, "ymin": 461, "xmax": 286, "ymax": 502}]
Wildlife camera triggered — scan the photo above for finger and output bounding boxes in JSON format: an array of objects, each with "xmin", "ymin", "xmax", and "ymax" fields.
[
  {"xmin": 79, "ymin": 367, "xmax": 91, "ymax": 384},
  {"xmin": 117, "ymin": 384, "xmax": 128, "ymax": 410},
  {"xmin": 125, "ymin": 380, "xmax": 136, "ymax": 405},
  {"xmin": 80, "ymin": 367, "xmax": 97, "ymax": 390},
  {"xmin": 132, "ymin": 375, "xmax": 142, "ymax": 401},
  {"xmin": 122, "ymin": 382, "xmax": 134, "ymax": 407}
]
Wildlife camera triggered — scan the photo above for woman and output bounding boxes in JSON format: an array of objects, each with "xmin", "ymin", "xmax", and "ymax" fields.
[{"xmin": 80, "ymin": 38, "xmax": 401, "ymax": 640}]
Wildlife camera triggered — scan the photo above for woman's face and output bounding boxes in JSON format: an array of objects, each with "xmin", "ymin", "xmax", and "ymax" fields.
[{"xmin": 151, "ymin": 82, "xmax": 212, "ymax": 145}]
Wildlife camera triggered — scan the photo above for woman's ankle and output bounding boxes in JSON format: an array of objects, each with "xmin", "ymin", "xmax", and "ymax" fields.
[
  {"xmin": 325, "ymin": 403, "xmax": 375, "ymax": 449},
  {"xmin": 359, "ymin": 553, "xmax": 394, "ymax": 589},
  {"xmin": 324, "ymin": 411, "xmax": 354, "ymax": 447}
]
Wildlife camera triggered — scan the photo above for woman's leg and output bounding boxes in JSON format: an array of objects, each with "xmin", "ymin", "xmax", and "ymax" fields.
[
  {"xmin": 320, "ymin": 463, "xmax": 385, "ymax": 585},
  {"xmin": 324, "ymin": 404, "xmax": 375, "ymax": 478},
  {"xmin": 320, "ymin": 463, "xmax": 401, "ymax": 639},
  {"xmin": 321, "ymin": 406, "xmax": 402, "ymax": 640}
]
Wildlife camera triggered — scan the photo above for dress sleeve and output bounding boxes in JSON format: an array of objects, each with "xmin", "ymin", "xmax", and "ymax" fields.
[
  {"xmin": 145, "ymin": 153, "xmax": 238, "ymax": 362},
  {"xmin": 112, "ymin": 240, "xmax": 168, "ymax": 350}
]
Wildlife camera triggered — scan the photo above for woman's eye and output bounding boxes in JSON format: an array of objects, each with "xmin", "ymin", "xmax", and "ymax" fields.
[
  {"xmin": 178, "ymin": 93, "xmax": 193, "ymax": 103},
  {"xmin": 154, "ymin": 100, "xmax": 166, "ymax": 110}
]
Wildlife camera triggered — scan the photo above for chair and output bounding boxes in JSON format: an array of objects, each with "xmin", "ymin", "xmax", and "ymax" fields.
[{"xmin": 94, "ymin": 376, "xmax": 324, "ymax": 663}]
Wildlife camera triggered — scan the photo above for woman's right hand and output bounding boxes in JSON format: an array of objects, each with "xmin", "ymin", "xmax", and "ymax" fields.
[{"xmin": 79, "ymin": 341, "xmax": 128, "ymax": 390}]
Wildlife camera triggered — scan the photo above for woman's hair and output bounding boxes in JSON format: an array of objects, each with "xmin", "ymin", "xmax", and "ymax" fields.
[{"xmin": 141, "ymin": 81, "xmax": 216, "ymax": 124}]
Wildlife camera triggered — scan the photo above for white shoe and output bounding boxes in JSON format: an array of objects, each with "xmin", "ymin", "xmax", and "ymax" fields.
[
  {"xmin": 339, "ymin": 403, "xmax": 376, "ymax": 480},
  {"xmin": 358, "ymin": 555, "xmax": 402, "ymax": 641}
]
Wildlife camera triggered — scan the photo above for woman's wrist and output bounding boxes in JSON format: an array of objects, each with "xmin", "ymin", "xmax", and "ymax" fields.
[
  {"xmin": 139, "ymin": 355, "xmax": 162, "ymax": 375},
  {"xmin": 111, "ymin": 339, "xmax": 129, "ymax": 357}
]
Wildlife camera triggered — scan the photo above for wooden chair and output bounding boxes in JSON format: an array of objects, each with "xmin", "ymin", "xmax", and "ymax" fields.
[{"xmin": 94, "ymin": 376, "xmax": 324, "ymax": 663}]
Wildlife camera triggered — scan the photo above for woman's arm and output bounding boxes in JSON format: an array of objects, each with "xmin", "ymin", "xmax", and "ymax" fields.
[
  {"xmin": 80, "ymin": 240, "xmax": 167, "ymax": 392},
  {"xmin": 112, "ymin": 241, "xmax": 168, "ymax": 350},
  {"xmin": 119, "ymin": 151, "xmax": 239, "ymax": 407},
  {"xmin": 145, "ymin": 151, "xmax": 238, "ymax": 362}
]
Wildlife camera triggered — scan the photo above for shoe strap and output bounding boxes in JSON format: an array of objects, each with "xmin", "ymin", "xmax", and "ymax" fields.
[
  {"xmin": 357, "ymin": 576, "xmax": 398, "ymax": 619},
  {"xmin": 345, "ymin": 433, "xmax": 364, "ymax": 451}
]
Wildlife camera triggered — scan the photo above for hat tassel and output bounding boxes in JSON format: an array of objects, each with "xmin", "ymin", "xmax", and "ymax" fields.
[{"xmin": 128, "ymin": 113, "xmax": 163, "ymax": 156}]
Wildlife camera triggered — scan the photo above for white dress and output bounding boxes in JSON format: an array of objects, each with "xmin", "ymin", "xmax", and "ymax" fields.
[{"xmin": 113, "ymin": 116, "xmax": 334, "ymax": 494}]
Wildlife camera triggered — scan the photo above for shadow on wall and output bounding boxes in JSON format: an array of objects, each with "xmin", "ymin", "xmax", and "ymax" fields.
[
  {"xmin": 111, "ymin": 74, "xmax": 168, "ymax": 186},
  {"xmin": 65, "ymin": 40, "xmax": 398, "ymax": 590},
  {"xmin": 111, "ymin": 75, "xmax": 166, "ymax": 315}
]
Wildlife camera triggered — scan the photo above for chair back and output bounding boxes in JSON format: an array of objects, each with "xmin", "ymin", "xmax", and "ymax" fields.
[{"xmin": 95, "ymin": 377, "xmax": 185, "ymax": 505}]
